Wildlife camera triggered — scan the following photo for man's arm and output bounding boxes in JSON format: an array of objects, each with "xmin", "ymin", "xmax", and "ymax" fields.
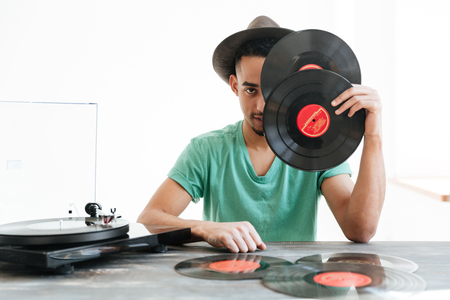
[
  {"xmin": 136, "ymin": 177, "xmax": 266, "ymax": 253},
  {"xmin": 321, "ymin": 85, "xmax": 386, "ymax": 243}
]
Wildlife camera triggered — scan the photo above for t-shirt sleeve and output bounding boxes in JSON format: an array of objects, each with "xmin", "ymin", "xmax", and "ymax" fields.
[
  {"xmin": 317, "ymin": 161, "xmax": 352, "ymax": 195},
  {"xmin": 167, "ymin": 140, "xmax": 205, "ymax": 203}
]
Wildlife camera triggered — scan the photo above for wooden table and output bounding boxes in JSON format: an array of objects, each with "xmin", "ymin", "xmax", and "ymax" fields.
[{"xmin": 0, "ymin": 241, "xmax": 449, "ymax": 299}]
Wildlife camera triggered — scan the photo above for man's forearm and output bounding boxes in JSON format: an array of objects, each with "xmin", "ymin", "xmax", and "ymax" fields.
[
  {"xmin": 137, "ymin": 208, "xmax": 206, "ymax": 241},
  {"xmin": 345, "ymin": 134, "xmax": 386, "ymax": 242}
]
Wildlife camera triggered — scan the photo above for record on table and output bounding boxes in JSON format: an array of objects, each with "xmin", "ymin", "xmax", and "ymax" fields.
[
  {"xmin": 263, "ymin": 69, "xmax": 365, "ymax": 171},
  {"xmin": 0, "ymin": 217, "xmax": 129, "ymax": 246},
  {"xmin": 296, "ymin": 253, "xmax": 419, "ymax": 273},
  {"xmin": 262, "ymin": 262, "xmax": 426, "ymax": 299},
  {"xmin": 175, "ymin": 254, "xmax": 292, "ymax": 280},
  {"xmin": 261, "ymin": 29, "xmax": 361, "ymax": 101}
]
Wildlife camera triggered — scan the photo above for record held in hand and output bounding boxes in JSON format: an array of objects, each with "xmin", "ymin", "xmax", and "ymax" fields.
[
  {"xmin": 263, "ymin": 69, "xmax": 365, "ymax": 171},
  {"xmin": 296, "ymin": 252, "xmax": 419, "ymax": 273},
  {"xmin": 0, "ymin": 217, "xmax": 129, "ymax": 246},
  {"xmin": 261, "ymin": 29, "xmax": 361, "ymax": 101},
  {"xmin": 175, "ymin": 254, "xmax": 292, "ymax": 280},
  {"xmin": 262, "ymin": 262, "xmax": 426, "ymax": 300}
]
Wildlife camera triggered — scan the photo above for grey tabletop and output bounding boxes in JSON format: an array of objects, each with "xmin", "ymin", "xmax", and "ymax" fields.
[{"xmin": 0, "ymin": 241, "xmax": 449, "ymax": 299}]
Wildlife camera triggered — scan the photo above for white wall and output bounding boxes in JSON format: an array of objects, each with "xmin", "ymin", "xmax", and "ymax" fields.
[
  {"xmin": 0, "ymin": 102, "xmax": 97, "ymax": 224},
  {"xmin": 0, "ymin": 0, "xmax": 449, "ymax": 239}
]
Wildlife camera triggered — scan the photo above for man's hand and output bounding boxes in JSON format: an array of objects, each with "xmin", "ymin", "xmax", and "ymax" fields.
[
  {"xmin": 331, "ymin": 84, "xmax": 382, "ymax": 137},
  {"xmin": 198, "ymin": 221, "xmax": 266, "ymax": 253}
]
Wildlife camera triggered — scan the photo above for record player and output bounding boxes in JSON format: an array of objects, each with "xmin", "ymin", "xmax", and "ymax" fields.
[{"xmin": 0, "ymin": 202, "xmax": 190, "ymax": 274}]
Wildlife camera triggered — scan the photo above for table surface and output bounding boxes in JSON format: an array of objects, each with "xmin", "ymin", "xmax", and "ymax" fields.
[{"xmin": 1, "ymin": 241, "xmax": 450, "ymax": 299}]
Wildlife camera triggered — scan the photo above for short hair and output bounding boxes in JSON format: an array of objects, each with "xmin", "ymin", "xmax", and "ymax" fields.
[{"xmin": 234, "ymin": 37, "xmax": 278, "ymax": 69}]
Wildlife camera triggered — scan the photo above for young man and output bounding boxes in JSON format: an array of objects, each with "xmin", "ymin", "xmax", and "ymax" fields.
[{"xmin": 137, "ymin": 16, "xmax": 385, "ymax": 253}]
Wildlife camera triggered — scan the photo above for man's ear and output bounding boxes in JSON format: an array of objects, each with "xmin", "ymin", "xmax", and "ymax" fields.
[{"xmin": 229, "ymin": 74, "xmax": 239, "ymax": 96}]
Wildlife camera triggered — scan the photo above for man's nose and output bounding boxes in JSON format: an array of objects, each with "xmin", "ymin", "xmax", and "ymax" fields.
[{"xmin": 256, "ymin": 94, "xmax": 265, "ymax": 112}]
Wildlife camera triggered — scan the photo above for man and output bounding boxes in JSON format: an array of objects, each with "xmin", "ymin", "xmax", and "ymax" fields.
[{"xmin": 137, "ymin": 16, "xmax": 385, "ymax": 253}]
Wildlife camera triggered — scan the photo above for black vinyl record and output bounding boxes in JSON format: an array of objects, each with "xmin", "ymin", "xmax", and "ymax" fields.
[
  {"xmin": 0, "ymin": 217, "xmax": 129, "ymax": 246},
  {"xmin": 263, "ymin": 69, "xmax": 365, "ymax": 171},
  {"xmin": 296, "ymin": 253, "xmax": 419, "ymax": 273},
  {"xmin": 174, "ymin": 254, "xmax": 292, "ymax": 280},
  {"xmin": 261, "ymin": 29, "xmax": 361, "ymax": 101},
  {"xmin": 262, "ymin": 262, "xmax": 426, "ymax": 300}
]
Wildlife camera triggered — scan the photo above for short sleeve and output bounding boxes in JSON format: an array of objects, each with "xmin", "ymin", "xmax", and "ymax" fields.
[
  {"xmin": 317, "ymin": 161, "xmax": 352, "ymax": 194},
  {"xmin": 167, "ymin": 141, "xmax": 206, "ymax": 203}
]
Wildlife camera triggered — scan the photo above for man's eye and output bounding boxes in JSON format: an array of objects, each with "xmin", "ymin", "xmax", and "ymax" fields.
[{"xmin": 245, "ymin": 88, "xmax": 256, "ymax": 94}]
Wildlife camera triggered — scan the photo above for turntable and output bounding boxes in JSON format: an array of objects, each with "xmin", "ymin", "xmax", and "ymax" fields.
[{"xmin": 0, "ymin": 203, "xmax": 190, "ymax": 274}]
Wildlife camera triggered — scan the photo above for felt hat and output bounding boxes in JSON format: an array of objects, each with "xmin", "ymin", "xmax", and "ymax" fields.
[{"xmin": 212, "ymin": 16, "xmax": 294, "ymax": 84}]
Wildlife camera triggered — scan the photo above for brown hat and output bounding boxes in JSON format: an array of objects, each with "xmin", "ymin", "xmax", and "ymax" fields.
[{"xmin": 212, "ymin": 16, "xmax": 294, "ymax": 84}]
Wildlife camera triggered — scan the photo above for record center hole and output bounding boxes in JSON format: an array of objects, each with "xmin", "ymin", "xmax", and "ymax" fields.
[{"xmin": 312, "ymin": 119, "xmax": 316, "ymax": 122}]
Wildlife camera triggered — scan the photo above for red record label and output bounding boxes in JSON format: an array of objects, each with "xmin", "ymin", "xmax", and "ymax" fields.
[
  {"xmin": 297, "ymin": 104, "xmax": 330, "ymax": 137},
  {"xmin": 209, "ymin": 260, "xmax": 261, "ymax": 273},
  {"xmin": 313, "ymin": 272, "xmax": 372, "ymax": 287},
  {"xmin": 299, "ymin": 64, "xmax": 323, "ymax": 71}
]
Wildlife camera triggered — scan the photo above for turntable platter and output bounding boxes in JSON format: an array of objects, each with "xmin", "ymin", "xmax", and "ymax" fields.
[{"xmin": 0, "ymin": 217, "xmax": 129, "ymax": 245}]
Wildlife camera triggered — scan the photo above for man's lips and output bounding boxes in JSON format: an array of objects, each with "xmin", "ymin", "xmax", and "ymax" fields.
[{"xmin": 254, "ymin": 116, "xmax": 263, "ymax": 126}]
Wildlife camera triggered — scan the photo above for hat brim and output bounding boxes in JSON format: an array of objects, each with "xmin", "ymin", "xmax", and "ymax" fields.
[{"xmin": 212, "ymin": 27, "xmax": 294, "ymax": 84}]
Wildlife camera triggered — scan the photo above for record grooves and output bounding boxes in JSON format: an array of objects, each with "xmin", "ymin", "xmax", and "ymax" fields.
[
  {"xmin": 263, "ymin": 69, "xmax": 365, "ymax": 171},
  {"xmin": 260, "ymin": 29, "xmax": 365, "ymax": 171},
  {"xmin": 175, "ymin": 254, "xmax": 292, "ymax": 280},
  {"xmin": 296, "ymin": 252, "xmax": 419, "ymax": 273},
  {"xmin": 262, "ymin": 262, "xmax": 426, "ymax": 299},
  {"xmin": 261, "ymin": 29, "xmax": 361, "ymax": 101}
]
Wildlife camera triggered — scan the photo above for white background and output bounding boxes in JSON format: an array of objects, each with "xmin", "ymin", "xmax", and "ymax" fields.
[
  {"xmin": 0, "ymin": 0, "xmax": 449, "ymax": 240},
  {"xmin": 0, "ymin": 102, "xmax": 97, "ymax": 224}
]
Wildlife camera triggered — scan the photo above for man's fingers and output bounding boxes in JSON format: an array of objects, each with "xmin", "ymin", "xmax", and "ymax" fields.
[
  {"xmin": 220, "ymin": 235, "xmax": 240, "ymax": 253},
  {"xmin": 332, "ymin": 86, "xmax": 359, "ymax": 106},
  {"xmin": 219, "ymin": 228, "xmax": 249, "ymax": 253},
  {"xmin": 334, "ymin": 96, "xmax": 357, "ymax": 115},
  {"xmin": 333, "ymin": 89, "xmax": 379, "ymax": 117},
  {"xmin": 257, "ymin": 241, "xmax": 267, "ymax": 250},
  {"xmin": 228, "ymin": 223, "xmax": 261, "ymax": 253},
  {"xmin": 240, "ymin": 231, "xmax": 257, "ymax": 252},
  {"xmin": 332, "ymin": 85, "xmax": 374, "ymax": 106},
  {"xmin": 335, "ymin": 96, "xmax": 368, "ymax": 116},
  {"xmin": 247, "ymin": 226, "xmax": 266, "ymax": 251},
  {"xmin": 234, "ymin": 238, "xmax": 249, "ymax": 253}
]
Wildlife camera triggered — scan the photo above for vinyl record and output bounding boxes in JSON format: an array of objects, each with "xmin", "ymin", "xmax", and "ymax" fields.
[
  {"xmin": 263, "ymin": 69, "xmax": 365, "ymax": 171},
  {"xmin": 175, "ymin": 254, "xmax": 292, "ymax": 280},
  {"xmin": 261, "ymin": 29, "xmax": 361, "ymax": 101},
  {"xmin": 296, "ymin": 253, "xmax": 419, "ymax": 273},
  {"xmin": 0, "ymin": 217, "xmax": 129, "ymax": 246},
  {"xmin": 262, "ymin": 262, "xmax": 426, "ymax": 300},
  {"xmin": 49, "ymin": 245, "xmax": 124, "ymax": 260}
]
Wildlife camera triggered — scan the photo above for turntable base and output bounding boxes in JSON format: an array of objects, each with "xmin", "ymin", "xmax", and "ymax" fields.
[{"xmin": 0, "ymin": 223, "xmax": 190, "ymax": 274}]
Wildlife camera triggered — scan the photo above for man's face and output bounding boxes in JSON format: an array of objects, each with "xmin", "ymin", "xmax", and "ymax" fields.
[{"xmin": 230, "ymin": 56, "xmax": 266, "ymax": 136}]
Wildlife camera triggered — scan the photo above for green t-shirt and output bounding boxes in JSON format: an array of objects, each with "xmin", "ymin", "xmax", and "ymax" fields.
[{"xmin": 168, "ymin": 121, "xmax": 352, "ymax": 241}]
